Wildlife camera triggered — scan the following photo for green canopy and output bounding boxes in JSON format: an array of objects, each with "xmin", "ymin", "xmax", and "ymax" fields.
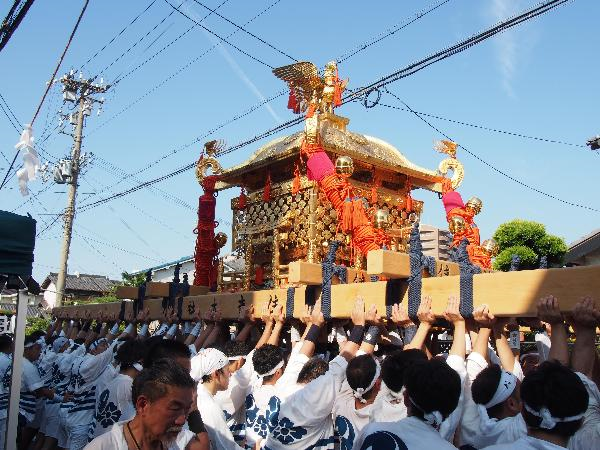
[{"xmin": 0, "ymin": 210, "xmax": 36, "ymax": 277}]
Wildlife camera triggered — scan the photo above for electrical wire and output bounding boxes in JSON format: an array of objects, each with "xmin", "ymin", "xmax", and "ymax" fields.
[
  {"xmin": 162, "ymin": 0, "xmax": 275, "ymax": 69},
  {"xmin": 95, "ymin": 0, "xmax": 229, "ymax": 78},
  {"xmin": 384, "ymin": 88, "xmax": 600, "ymax": 213},
  {"xmin": 189, "ymin": 0, "xmax": 297, "ymax": 62},
  {"xmin": 72, "ymin": 0, "xmax": 571, "ymax": 212},
  {"xmin": 87, "ymin": 0, "xmax": 286, "ymax": 142},
  {"xmin": 336, "ymin": 0, "xmax": 452, "ymax": 63},
  {"xmin": 376, "ymin": 102, "xmax": 587, "ymax": 149},
  {"xmin": 345, "ymin": 0, "xmax": 571, "ymax": 100},
  {"xmin": 110, "ymin": 0, "xmax": 233, "ymax": 84},
  {"xmin": 79, "ymin": 0, "xmax": 159, "ymax": 71}
]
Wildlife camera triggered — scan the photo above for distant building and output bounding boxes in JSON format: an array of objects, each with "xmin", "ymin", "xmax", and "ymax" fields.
[
  {"xmin": 132, "ymin": 254, "xmax": 244, "ymax": 284},
  {"xmin": 565, "ymin": 229, "xmax": 600, "ymax": 266},
  {"xmin": 41, "ymin": 272, "xmax": 120, "ymax": 309},
  {"xmin": 419, "ymin": 224, "xmax": 453, "ymax": 261}
]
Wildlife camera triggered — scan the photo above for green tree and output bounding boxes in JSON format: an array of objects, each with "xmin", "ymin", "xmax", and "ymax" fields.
[
  {"xmin": 492, "ymin": 219, "xmax": 568, "ymax": 271},
  {"xmin": 26, "ymin": 317, "xmax": 50, "ymax": 335},
  {"xmin": 121, "ymin": 271, "xmax": 147, "ymax": 287}
]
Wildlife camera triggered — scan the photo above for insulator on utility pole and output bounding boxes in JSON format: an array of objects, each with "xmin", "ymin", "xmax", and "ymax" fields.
[
  {"xmin": 586, "ymin": 136, "xmax": 600, "ymax": 151},
  {"xmin": 54, "ymin": 73, "xmax": 108, "ymax": 307}
]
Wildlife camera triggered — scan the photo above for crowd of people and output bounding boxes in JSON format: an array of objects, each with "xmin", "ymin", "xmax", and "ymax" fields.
[{"xmin": 0, "ymin": 292, "xmax": 598, "ymax": 450}]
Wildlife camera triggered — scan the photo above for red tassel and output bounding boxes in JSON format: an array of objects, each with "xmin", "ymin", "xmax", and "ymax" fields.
[
  {"xmin": 292, "ymin": 164, "xmax": 301, "ymax": 195},
  {"xmin": 287, "ymin": 88, "xmax": 298, "ymax": 112},
  {"xmin": 352, "ymin": 198, "xmax": 369, "ymax": 227},
  {"xmin": 341, "ymin": 198, "xmax": 354, "ymax": 232},
  {"xmin": 406, "ymin": 192, "xmax": 413, "ymax": 213},
  {"xmin": 263, "ymin": 173, "xmax": 272, "ymax": 202},
  {"xmin": 238, "ymin": 187, "xmax": 247, "ymax": 209},
  {"xmin": 306, "ymin": 102, "xmax": 317, "ymax": 118},
  {"xmin": 370, "ymin": 173, "xmax": 380, "ymax": 204},
  {"xmin": 254, "ymin": 265, "xmax": 264, "ymax": 285}
]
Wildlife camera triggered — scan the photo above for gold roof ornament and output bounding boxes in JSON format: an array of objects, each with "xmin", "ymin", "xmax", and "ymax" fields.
[
  {"xmin": 481, "ymin": 238, "xmax": 499, "ymax": 257},
  {"xmin": 196, "ymin": 140, "xmax": 224, "ymax": 185},
  {"xmin": 373, "ymin": 209, "xmax": 390, "ymax": 229},
  {"xmin": 335, "ymin": 155, "xmax": 354, "ymax": 177},
  {"xmin": 465, "ymin": 197, "xmax": 483, "ymax": 215},
  {"xmin": 435, "ymin": 139, "xmax": 464, "ymax": 190},
  {"xmin": 448, "ymin": 215, "xmax": 466, "ymax": 234}
]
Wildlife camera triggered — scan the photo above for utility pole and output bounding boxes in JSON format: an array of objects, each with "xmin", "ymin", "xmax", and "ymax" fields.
[{"xmin": 55, "ymin": 72, "xmax": 108, "ymax": 306}]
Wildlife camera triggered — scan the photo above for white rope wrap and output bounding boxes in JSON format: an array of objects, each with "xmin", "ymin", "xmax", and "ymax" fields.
[
  {"xmin": 110, "ymin": 323, "xmax": 120, "ymax": 335},
  {"xmin": 523, "ymin": 403, "xmax": 585, "ymax": 430},
  {"xmin": 139, "ymin": 323, "xmax": 149, "ymax": 337},
  {"xmin": 189, "ymin": 322, "xmax": 202, "ymax": 338},
  {"xmin": 353, "ymin": 359, "xmax": 381, "ymax": 404},
  {"xmin": 166, "ymin": 323, "xmax": 178, "ymax": 337},
  {"xmin": 477, "ymin": 370, "xmax": 518, "ymax": 433}
]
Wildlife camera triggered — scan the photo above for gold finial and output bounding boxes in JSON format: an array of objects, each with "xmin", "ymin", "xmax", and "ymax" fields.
[
  {"xmin": 448, "ymin": 215, "xmax": 466, "ymax": 234},
  {"xmin": 373, "ymin": 209, "xmax": 390, "ymax": 229},
  {"xmin": 214, "ymin": 232, "xmax": 228, "ymax": 249},
  {"xmin": 335, "ymin": 155, "xmax": 354, "ymax": 178},
  {"xmin": 465, "ymin": 197, "xmax": 483, "ymax": 215},
  {"xmin": 481, "ymin": 239, "xmax": 499, "ymax": 257}
]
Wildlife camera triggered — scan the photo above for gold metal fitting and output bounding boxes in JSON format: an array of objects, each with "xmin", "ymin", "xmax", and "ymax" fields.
[
  {"xmin": 465, "ymin": 197, "xmax": 483, "ymax": 215},
  {"xmin": 373, "ymin": 209, "xmax": 390, "ymax": 229},
  {"xmin": 481, "ymin": 238, "xmax": 499, "ymax": 257},
  {"xmin": 448, "ymin": 215, "xmax": 466, "ymax": 234},
  {"xmin": 214, "ymin": 232, "xmax": 228, "ymax": 249},
  {"xmin": 334, "ymin": 155, "xmax": 354, "ymax": 178}
]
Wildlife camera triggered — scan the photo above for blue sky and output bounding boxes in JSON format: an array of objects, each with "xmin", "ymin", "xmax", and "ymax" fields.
[{"xmin": 1, "ymin": 0, "xmax": 598, "ymax": 282}]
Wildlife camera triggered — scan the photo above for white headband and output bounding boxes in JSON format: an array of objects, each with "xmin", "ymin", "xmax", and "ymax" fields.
[
  {"xmin": 191, "ymin": 348, "xmax": 228, "ymax": 382},
  {"xmin": 24, "ymin": 341, "xmax": 38, "ymax": 349},
  {"xmin": 89, "ymin": 338, "xmax": 107, "ymax": 351},
  {"xmin": 133, "ymin": 362, "xmax": 144, "ymax": 372},
  {"xmin": 258, "ymin": 360, "xmax": 284, "ymax": 378},
  {"xmin": 409, "ymin": 396, "xmax": 443, "ymax": 429},
  {"xmin": 524, "ymin": 403, "xmax": 585, "ymax": 430},
  {"xmin": 227, "ymin": 355, "xmax": 244, "ymax": 361},
  {"xmin": 477, "ymin": 370, "xmax": 518, "ymax": 433},
  {"xmin": 353, "ymin": 359, "xmax": 381, "ymax": 404},
  {"xmin": 485, "ymin": 371, "xmax": 517, "ymax": 409}
]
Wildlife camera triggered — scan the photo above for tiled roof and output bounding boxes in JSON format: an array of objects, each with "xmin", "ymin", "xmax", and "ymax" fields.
[
  {"xmin": 565, "ymin": 229, "xmax": 600, "ymax": 263},
  {"xmin": 0, "ymin": 303, "xmax": 42, "ymax": 318},
  {"xmin": 42, "ymin": 273, "xmax": 119, "ymax": 293}
]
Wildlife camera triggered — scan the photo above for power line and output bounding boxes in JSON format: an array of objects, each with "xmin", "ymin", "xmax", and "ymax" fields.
[
  {"xmin": 162, "ymin": 0, "xmax": 275, "ymax": 69},
  {"xmin": 87, "ymin": 0, "xmax": 286, "ymax": 142},
  {"xmin": 346, "ymin": 0, "xmax": 570, "ymax": 99},
  {"xmin": 73, "ymin": 0, "xmax": 571, "ymax": 212},
  {"xmin": 337, "ymin": 0, "xmax": 452, "ymax": 63},
  {"xmin": 384, "ymin": 87, "xmax": 599, "ymax": 213},
  {"xmin": 79, "ymin": 0, "xmax": 159, "ymax": 71},
  {"xmin": 110, "ymin": 0, "xmax": 232, "ymax": 84},
  {"xmin": 94, "ymin": 0, "xmax": 226, "ymax": 78},
  {"xmin": 189, "ymin": 0, "xmax": 297, "ymax": 62},
  {"xmin": 376, "ymin": 102, "xmax": 587, "ymax": 149}
]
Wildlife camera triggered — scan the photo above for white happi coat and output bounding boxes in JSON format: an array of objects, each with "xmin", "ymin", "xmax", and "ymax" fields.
[
  {"xmin": 262, "ymin": 354, "xmax": 348, "ymax": 450},
  {"xmin": 354, "ymin": 416, "xmax": 457, "ymax": 450}
]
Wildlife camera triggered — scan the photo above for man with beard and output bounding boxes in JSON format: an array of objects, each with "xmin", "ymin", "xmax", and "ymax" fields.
[{"xmin": 85, "ymin": 358, "xmax": 196, "ymax": 450}]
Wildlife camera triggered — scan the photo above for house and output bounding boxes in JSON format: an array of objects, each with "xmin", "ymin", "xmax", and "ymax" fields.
[
  {"xmin": 565, "ymin": 229, "xmax": 600, "ymax": 266},
  {"xmin": 132, "ymin": 254, "xmax": 245, "ymax": 284},
  {"xmin": 41, "ymin": 272, "xmax": 120, "ymax": 309}
]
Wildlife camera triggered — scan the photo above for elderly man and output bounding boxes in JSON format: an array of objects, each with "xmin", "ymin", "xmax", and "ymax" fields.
[{"xmin": 85, "ymin": 358, "xmax": 197, "ymax": 450}]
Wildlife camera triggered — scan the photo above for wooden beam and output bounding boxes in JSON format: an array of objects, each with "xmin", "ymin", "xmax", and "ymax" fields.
[
  {"xmin": 288, "ymin": 261, "xmax": 369, "ymax": 285},
  {"xmin": 53, "ymin": 265, "xmax": 600, "ymax": 319},
  {"xmin": 367, "ymin": 250, "xmax": 460, "ymax": 278},
  {"xmin": 115, "ymin": 283, "xmax": 209, "ymax": 299}
]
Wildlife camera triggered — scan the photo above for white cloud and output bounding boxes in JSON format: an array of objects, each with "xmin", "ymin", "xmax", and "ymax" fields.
[
  {"xmin": 489, "ymin": 0, "xmax": 523, "ymax": 97},
  {"xmin": 182, "ymin": 3, "xmax": 283, "ymax": 124}
]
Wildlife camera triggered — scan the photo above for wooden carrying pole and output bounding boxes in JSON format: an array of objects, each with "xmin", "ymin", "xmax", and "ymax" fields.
[{"xmin": 53, "ymin": 265, "xmax": 600, "ymax": 320}]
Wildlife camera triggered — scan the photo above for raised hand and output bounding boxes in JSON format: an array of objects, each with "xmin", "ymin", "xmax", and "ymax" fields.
[
  {"xmin": 536, "ymin": 295, "xmax": 563, "ymax": 325},
  {"xmin": 443, "ymin": 295, "xmax": 464, "ymax": 324},
  {"xmin": 473, "ymin": 304, "xmax": 496, "ymax": 328},
  {"xmin": 351, "ymin": 297, "xmax": 366, "ymax": 327},
  {"xmin": 310, "ymin": 300, "xmax": 325, "ymax": 328},
  {"xmin": 391, "ymin": 303, "xmax": 412, "ymax": 327},
  {"xmin": 417, "ymin": 295, "xmax": 435, "ymax": 324}
]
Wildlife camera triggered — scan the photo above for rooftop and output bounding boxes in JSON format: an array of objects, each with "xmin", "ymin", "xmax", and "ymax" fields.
[{"xmin": 42, "ymin": 273, "xmax": 119, "ymax": 293}]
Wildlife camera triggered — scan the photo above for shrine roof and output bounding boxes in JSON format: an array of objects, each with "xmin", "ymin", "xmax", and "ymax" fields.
[{"xmin": 217, "ymin": 121, "xmax": 444, "ymax": 192}]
